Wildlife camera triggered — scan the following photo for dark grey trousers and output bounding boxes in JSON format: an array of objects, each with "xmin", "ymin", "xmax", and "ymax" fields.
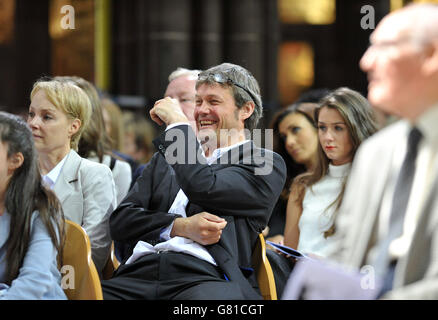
[{"xmin": 101, "ymin": 251, "xmax": 247, "ymax": 300}]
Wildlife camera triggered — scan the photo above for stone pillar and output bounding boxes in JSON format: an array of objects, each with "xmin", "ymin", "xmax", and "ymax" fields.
[
  {"xmin": 0, "ymin": 0, "xmax": 50, "ymax": 115},
  {"xmin": 192, "ymin": 0, "xmax": 223, "ymax": 70},
  {"xmin": 223, "ymin": 0, "xmax": 264, "ymax": 90},
  {"xmin": 142, "ymin": 0, "xmax": 193, "ymax": 102}
]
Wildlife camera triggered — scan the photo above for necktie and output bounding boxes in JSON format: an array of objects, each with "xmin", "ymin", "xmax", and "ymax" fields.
[
  {"xmin": 388, "ymin": 127, "xmax": 423, "ymax": 235},
  {"xmin": 374, "ymin": 127, "xmax": 423, "ymax": 292}
]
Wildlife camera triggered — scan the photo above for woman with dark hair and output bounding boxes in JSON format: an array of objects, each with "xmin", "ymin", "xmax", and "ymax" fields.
[
  {"xmin": 265, "ymin": 101, "xmax": 321, "ymax": 243},
  {"xmin": 284, "ymin": 87, "xmax": 378, "ymax": 257},
  {"xmin": 0, "ymin": 111, "xmax": 66, "ymax": 299},
  {"xmin": 264, "ymin": 99, "xmax": 320, "ymax": 297}
]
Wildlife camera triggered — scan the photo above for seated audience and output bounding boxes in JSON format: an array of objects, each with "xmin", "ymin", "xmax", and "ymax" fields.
[
  {"xmin": 27, "ymin": 78, "xmax": 117, "ymax": 274},
  {"xmin": 0, "ymin": 111, "xmax": 66, "ymax": 299}
]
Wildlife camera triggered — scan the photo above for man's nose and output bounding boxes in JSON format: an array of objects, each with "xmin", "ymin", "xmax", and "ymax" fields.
[
  {"xmin": 197, "ymin": 101, "xmax": 210, "ymax": 114},
  {"xmin": 359, "ymin": 47, "xmax": 374, "ymax": 72}
]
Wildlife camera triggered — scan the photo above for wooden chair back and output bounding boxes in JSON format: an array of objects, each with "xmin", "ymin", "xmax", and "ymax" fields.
[
  {"xmin": 102, "ymin": 241, "xmax": 120, "ymax": 280},
  {"xmin": 63, "ymin": 220, "xmax": 103, "ymax": 300},
  {"xmin": 252, "ymin": 233, "xmax": 277, "ymax": 300}
]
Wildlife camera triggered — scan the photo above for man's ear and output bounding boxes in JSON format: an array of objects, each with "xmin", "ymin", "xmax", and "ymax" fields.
[
  {"xmin": 421, "ymin": 40, "xmax": 438, "ymax": 76},
  {"xmin": 8, "ymin": 152, "xmax": 24, "ymax": 173},
  {"xmin": 68, "ymin": 118, "xmax": 81, "ymax": 138},
  {"xmin": 240, "ymin": 101, "xmax": 255, "ymax": 122}
]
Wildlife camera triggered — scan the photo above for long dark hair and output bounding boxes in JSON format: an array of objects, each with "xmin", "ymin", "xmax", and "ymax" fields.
[
  {"xmin": 0, "ymin": 111, "xmax": 64, "ymax": 285},
  {"xmin": 294, "ymin": 87, "xmax": 378, "ymax": 237},
  {"xmin": 270, "ymin": 102, "xmax": 318, "ymax": 200}
]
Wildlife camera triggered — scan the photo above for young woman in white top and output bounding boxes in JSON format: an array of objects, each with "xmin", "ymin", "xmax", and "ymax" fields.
[
  {"xmin": 284, "ymin": 87, "xmax": 378, "ymax": 258},
  {"xmin": 27, "ymin": 79, "xmax": 117, "ymax": 274}
]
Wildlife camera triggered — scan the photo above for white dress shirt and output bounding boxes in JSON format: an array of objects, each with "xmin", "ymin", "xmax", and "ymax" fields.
[
  {"xmin": 42, "ymin": 154, "xmax": 68, "ymax": 189},
  {"xmin": 126, "ymin": 123, "xmax": 250, "ymax": 265}
]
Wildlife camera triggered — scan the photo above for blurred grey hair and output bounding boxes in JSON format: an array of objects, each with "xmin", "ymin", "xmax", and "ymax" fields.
[
  {"xmin": 168, "ymin": 68, "xmax": 201, "ymax": 82},
  {"xmin": 389, "ymin": 3, "xmax": 438, "ymax": 45}
]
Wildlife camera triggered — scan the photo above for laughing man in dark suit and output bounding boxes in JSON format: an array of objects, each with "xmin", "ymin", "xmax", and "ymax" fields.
[{"xmin": 101, "ymin": 63, "xmax": 286, "ymax": 300}]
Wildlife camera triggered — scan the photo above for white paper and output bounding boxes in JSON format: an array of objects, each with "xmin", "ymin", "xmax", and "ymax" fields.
[{"xmin": 282, "ymin": 258, "xmax": 382, "ymax": 300}]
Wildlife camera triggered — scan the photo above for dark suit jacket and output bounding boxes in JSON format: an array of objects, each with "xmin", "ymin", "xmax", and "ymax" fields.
[{"xmin": 110, "ymin": 124, "xmax": 286, "ymax": 299}]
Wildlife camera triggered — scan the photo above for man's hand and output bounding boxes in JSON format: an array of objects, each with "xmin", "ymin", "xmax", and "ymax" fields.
[
  {"xmin": 171, "ymin": 212, "xmax": 227, "ymax": 246},
  {"xmin": 150, "ymin": 97, "xmax": 189, "ymax": 126}
]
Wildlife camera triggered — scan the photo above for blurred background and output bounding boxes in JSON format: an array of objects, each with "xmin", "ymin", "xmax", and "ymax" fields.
[{"xmin": 0, "ymin": 0, "xmax": 436, "ymax": 128}]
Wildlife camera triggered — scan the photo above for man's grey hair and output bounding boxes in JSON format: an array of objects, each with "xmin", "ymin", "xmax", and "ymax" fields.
[
  {"xmin": 196, "ymin": 62, "xmax": 263, "ymax": 131},
  {"xmin": 168, "ymin": 67, "xmax": 201, "ymax": 82}
]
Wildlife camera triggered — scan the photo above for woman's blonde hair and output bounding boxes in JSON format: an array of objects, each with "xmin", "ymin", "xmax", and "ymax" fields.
[
  {"xmin": 30, "ymin": 79, "xmax": 92, "ymax": 151},
  {"xmin": 54, "ymin": 76, "xmax": 112, "ymax": 162}
]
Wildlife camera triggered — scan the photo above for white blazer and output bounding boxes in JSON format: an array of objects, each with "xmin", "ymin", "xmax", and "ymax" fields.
[
  {"xmin": 87, "ymin": 154, "xmax": 132, "ymax": 205},
  {"xmin": 53, "ymin": 150, "xmax": 116, "ymax": 273}
]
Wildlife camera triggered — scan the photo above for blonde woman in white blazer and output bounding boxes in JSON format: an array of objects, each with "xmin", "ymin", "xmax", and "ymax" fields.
[
  {"xmin": 55, "ymin": 76, "xmax": 132, "ymax": 205},
  {"xmin": 27, "ymin": 79, "xmax": 117, "ymax": 274}
]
